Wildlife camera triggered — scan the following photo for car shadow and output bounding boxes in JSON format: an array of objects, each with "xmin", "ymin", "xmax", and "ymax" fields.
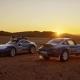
[
  {"xmin": 37, "ymin": 55, "xmax": 80, "ymax": 63},
  {"xmin": 0, "ymin": 52, "xmax": 34, "ymax": 57}
]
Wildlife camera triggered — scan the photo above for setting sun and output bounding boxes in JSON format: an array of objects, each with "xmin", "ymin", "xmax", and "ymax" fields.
[{"xmin": 57, "ymin": 32, "xmax": 61, "ymax": 35}]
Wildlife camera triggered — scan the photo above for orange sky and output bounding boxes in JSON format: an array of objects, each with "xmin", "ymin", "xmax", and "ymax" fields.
[{"xmin": 0, "ymin": 0, "xmax": 80, "ymax": 34}]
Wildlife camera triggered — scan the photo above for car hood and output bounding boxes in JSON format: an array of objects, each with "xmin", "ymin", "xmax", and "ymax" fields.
[
  {"xmin": 6, "ymin": 44, "xmax": 16, "ymax": 46},
  {"xmin": 0, "ymin": 44, "xmax": 16, "ymax": 49}
]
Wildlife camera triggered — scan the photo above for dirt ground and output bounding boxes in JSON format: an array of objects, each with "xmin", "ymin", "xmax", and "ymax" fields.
[{"xmin": 0, "ymin": 36, "xmax": 80, "ymax": 80}]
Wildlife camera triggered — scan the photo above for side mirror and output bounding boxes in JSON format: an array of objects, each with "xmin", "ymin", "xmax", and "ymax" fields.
[{"xmin": 18, "ymin": 43, "xmax": 22, "ymax": 46}]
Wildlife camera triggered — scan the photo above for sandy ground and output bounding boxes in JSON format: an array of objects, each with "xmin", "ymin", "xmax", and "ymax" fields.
[
  {"xmin": 0, "ymin": 37, "xmax": 80, "ymax": 80},
  {"xmin": 0, "ymin": 53, "xmax": 80, "ymax": 80}
]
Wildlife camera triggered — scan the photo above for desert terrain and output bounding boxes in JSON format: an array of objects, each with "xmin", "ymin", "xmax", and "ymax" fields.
[{"xmin": 0, "ymin": 36, "xmax": 80, "ymax": 80}]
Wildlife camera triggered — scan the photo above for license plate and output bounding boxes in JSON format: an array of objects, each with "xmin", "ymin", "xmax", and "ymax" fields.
[{"xmin": 40, "ymin": 51, "xmax": 47, "ymax": 54}]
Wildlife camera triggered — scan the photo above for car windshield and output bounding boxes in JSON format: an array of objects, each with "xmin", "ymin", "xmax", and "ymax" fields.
[
  {"xmin": 7, "ymin": 40, "xmax": 18, "ymax": 44},
  {"xmin": 48, "ymin": 38, "xmax": 63, "ymax": 44}
]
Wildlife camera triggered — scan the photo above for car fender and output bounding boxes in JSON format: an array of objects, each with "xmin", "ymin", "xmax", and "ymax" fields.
[
  {"xmin": 28, "ymin": 44, "xmax": 36, "ymax": 49},
  {"xmin": 57, "ymin": 46, "xmax": 70, "ymax": 55},
  {"xmin": 5, "ymin": 46, "xmax": 17, "ymax": 52}
]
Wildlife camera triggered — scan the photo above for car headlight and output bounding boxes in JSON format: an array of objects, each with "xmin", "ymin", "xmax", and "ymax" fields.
[{"xmin": 3, "ymin": 46, "xmax": 8, "ymax": 49}]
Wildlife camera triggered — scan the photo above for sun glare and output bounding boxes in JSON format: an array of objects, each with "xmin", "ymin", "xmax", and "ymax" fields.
[{"xmin": 57, "ymin": 32, "xmax": 61, "ymax": 35}]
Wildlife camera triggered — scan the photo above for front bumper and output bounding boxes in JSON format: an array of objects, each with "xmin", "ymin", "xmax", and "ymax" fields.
[{"xmin": 0, "ymin": 50, "xmax": 9, "ymax": 55}]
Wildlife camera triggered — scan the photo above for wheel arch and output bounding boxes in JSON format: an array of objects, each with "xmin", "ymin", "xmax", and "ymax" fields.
[
  {"xmin": 59, "ymin": 48, "xmax": 70, "ymax": 62},
  {"xmin": 9, "ymin": 47, "xmax": 17, "ymax": 52},
  {"xmin": 8, "ymin": 47, "xmax": 17, "ymax": 57},
  {"xmin": 28, "ymin": 44, "xmax": 36, "ymax": 49},
  {"xmin": 62, "ymin": 49, "xmax": 70, "ymax": 55}
]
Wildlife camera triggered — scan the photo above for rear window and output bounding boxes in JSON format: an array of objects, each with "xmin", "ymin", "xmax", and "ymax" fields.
[{"xmin": 48, "ymin": 39, "xmax": 63, "ymax": 44}]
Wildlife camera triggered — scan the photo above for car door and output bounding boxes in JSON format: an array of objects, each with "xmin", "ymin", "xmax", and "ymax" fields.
[
  {"xmin": 67, "ymin": 39, "xmax": 78, "ymax": 54},
  {"xmin": 17, "ymin": 40, "xmax": 30, "ymax": 53},
  {"xmin": 17, "ymin": 40, "xmax": 24, "ymax": 53},
  {"xmin": 21, "ymin": 40, "xmax": 29, "ymax": 52}
]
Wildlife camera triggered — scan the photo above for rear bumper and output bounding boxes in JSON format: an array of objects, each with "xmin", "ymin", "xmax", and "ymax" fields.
[{"xmin": 38, "ymin": 50, "xmax": 60, "ymax": 57}]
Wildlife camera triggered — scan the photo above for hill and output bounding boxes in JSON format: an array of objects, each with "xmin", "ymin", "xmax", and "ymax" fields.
[
  {"xmin": 0, "ymin": 31, "xmax": 80, "ymax": 43},
  {"xmin": 0, "ymin": 31, "xmax": 56, "ymax": 37}
]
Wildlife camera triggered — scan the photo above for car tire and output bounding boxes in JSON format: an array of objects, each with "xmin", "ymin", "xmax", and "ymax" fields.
[
  {"xmin": 60, "ymin": 50, "xmax": 69, "ymax": 62},
  {"xmin": 28, "ymin": 46, "xmax": 36, "ymax": 54},
  {"xmin": 9, "ymin": 48, "xmax": 16, "ymax": 57},
  {"xmin": 43, "ymin": 56, "xmax": 50, "ymax": 60}
]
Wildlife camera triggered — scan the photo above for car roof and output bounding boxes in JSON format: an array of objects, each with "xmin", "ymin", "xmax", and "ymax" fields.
[
  {"xmin": 54, "ymin": 38, "xmax": 72, "ymax": 40},
  {"xmin": 11, "ymin": 35, "xmax": 27, "ymax": 42}
]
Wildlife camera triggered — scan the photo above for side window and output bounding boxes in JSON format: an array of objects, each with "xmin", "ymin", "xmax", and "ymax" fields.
[
  {"xmin": 63, "ymin": 41, "xmax": 69, "ymax": 45},
  {"xmin": 67, "ymin": 40, "xmax": 76, "ymax": 45},
  {"xmin": 18, "ymin": 40, "xmax": 30, "ymax": 44},
  {"xmin": 24, "ymin": 40, "xmax": 30, "ymax": 44},
  {"xmin": 19, "ymin": 40, "xmax": 30, "ymax": 44},
  {"xmin": 19, "ymin": 40, "xmax": 25, "ymax": 44}
]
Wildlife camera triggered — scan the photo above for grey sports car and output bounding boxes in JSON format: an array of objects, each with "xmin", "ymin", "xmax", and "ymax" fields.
[{"xmin": 38, "ymin": 38, "xmax": 80, "ymax": 62}]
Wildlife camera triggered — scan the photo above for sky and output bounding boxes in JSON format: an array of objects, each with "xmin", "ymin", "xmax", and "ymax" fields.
[{"xmin": 0, "ymin": 0, "xmax": 80, "ymax": 34}]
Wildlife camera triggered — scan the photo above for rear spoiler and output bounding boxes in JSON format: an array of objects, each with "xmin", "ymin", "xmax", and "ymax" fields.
[{"xmin": 39, "ymin": 44, "xmax": 53, "ymax": 47}]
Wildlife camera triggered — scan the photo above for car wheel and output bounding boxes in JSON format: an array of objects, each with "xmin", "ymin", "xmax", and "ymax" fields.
[
  {"xmin": 43, "ymin": 56, "xmax": 50, "ymax": 60},
  {"xmin": 29, "ymin": 46, "xmax": 36, "ymax": 54},
  {"xmin": 60, "ymin": 50, "xmax": 69, "ymax": 62},
  {"xmin": 9, "ymin": 48, "xmax": 16, "ymax": 57}
]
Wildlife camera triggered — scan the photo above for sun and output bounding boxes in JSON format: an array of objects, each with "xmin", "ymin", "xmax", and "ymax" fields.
[{"xmin": 57, "ymin": 32, "xmax": 61, "ymax": 35}]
